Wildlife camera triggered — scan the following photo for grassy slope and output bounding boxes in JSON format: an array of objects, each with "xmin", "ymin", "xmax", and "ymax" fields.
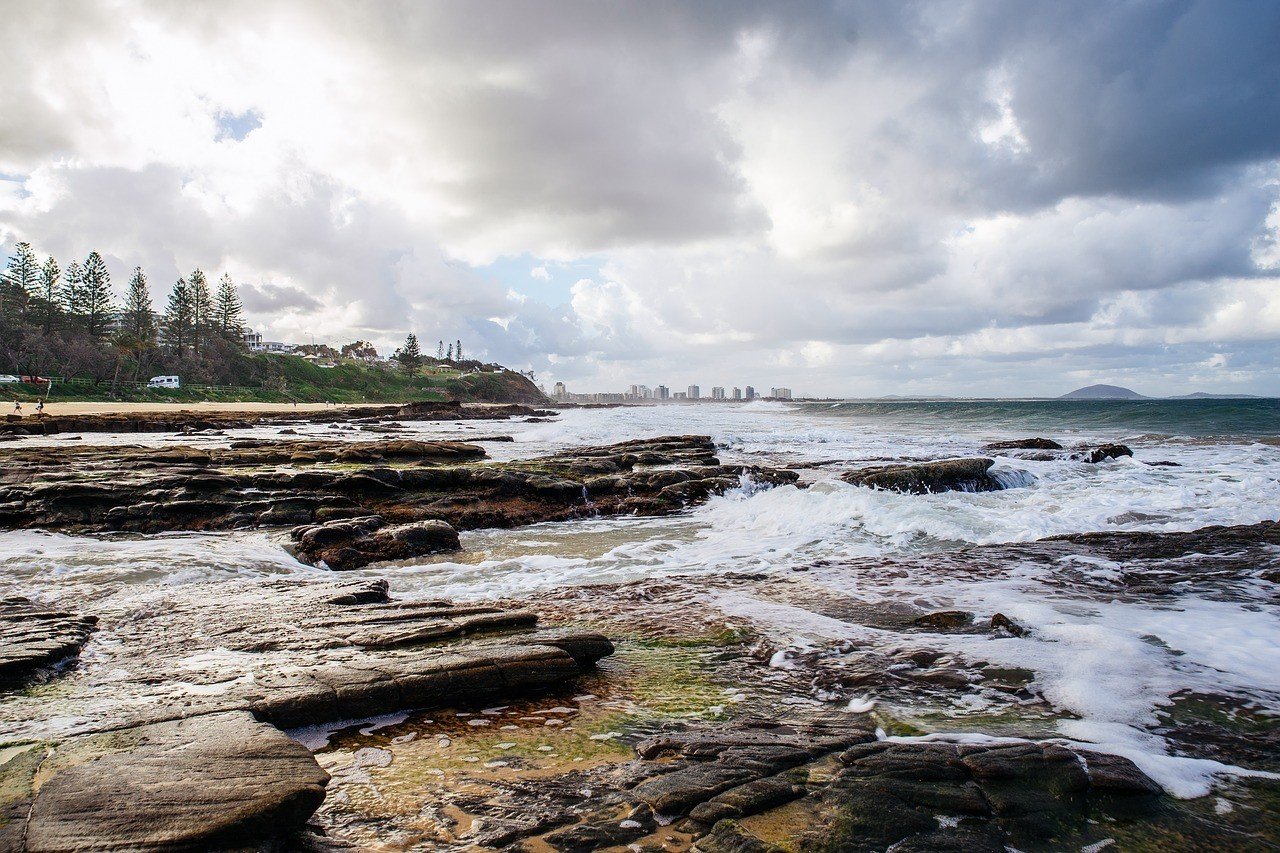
[{"xmin": 0, "ymin": 356, "xmax": 548, "ymax": 405}]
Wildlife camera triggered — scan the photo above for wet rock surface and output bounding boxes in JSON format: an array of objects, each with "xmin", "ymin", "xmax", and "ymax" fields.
[
  {"xmin": 336, "ymin": 712, "xmax": 1177, "ymax": 852},
  {"xmin": 290, "ymin": 515, "xmax": 461, "ymax": 569},
  {"xmin": 0, "ymin": 598, "xmax": 96, "ymax": 685},
  {"xmin": 819, "ymin": 739, "xmax": 1160, "ymax": 852},
  {"xmin": 0, "ymin": 434, "xmax": 798, "ymax": 536},
  {"xmin": 841, "ymin": 457, "xmax": 1003, "ymax": 493},
  {"xmin": 19, "ymin": 711, "xmax": 329, "ymax": 853},
  {"xmin": 981, "ymin": 437, "xmax": 1064, "ymax": 451},
  {"xmin": 982, "ymin": 436, "xmax": 1135, "ymax": 463},
  {"xmin": 0, "ymin": 578, "xmax": 613, "ymax": 850},
  {"xmin": 0, "ymin": 401, "xmax": 549, "ymax": 436}
]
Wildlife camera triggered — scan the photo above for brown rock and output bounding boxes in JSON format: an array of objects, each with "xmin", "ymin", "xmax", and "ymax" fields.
[
  {"xmin": 0, "ymin": 598, "xmax": 96, "ymax": 685},
  {"xmin": 22, "ymin": 711, "xmax": 328, "ymax": 852},
  {"xmin": 842, "ymin": 458, "xmax": 1002, "ymax": 494}
]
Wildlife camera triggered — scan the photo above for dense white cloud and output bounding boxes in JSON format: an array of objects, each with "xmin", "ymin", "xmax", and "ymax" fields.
[{"xmin": 0, "ymin": 0, "xmax": 1277, "ymax": 395}]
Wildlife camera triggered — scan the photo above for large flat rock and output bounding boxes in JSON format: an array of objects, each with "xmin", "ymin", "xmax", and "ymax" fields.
[{"xmin": 15, "ymin": 711, "xmax": 328, "ymax": 852}]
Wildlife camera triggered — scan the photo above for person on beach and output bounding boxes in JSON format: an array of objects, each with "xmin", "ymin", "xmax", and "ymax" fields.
[
  {"xmin": 12, "ymin": 401, "xmax": 21, "ymax": 415},
  {"xmin": 35, "ymin": 400, "xmax": 44, "ymax": 415}
]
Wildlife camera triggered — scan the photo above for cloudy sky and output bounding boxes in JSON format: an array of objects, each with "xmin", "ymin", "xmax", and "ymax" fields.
[{"xmin": 1, "ymin": 0, "xmax": 1278, "ymax": 396}]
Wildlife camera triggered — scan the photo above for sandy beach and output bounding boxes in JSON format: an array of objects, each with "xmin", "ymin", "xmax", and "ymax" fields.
[{"xmin": 10, "ymin": 400, "xmax": 390, "ymax": 417}]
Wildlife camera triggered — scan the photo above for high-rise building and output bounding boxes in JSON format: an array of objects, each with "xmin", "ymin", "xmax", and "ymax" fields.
[
  {"xmin": 711, "ymin": 386, "xmax": 726, "ymax": 400},
  {"xmin": 688, "ymin": 385, "xmax": 700, "ymax": 399},
  {"xmin": 552, "ymin": 381, "xmax": 567, "ymax": 400},
  {"xmin": 732, "ymin": 387, "xmax": 742, "ymax": 400},
  {"xmin": 770, "ymin": 387, "xmax": 793, "ymax": 400},
  {"xmin": 673, "ymin": 391, "xmax": 688, "ymax": 400},
  {"xmin": 656, "ymin": 385, "xmax": 670, "ymax": 400},
  {"xmin": 745, "ymin": 386, "xmax": 756, "ymax": 400}
]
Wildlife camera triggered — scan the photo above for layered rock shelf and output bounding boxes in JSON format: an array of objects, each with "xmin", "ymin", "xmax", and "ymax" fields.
[
  {"xmin": 0, "ymin": 434, "xmax": 798, "ymax": 536},
  {"xmin": 0, "ymin": 599, "xmax": 96, "ymax": 685},
  {"xmin": 0, "ymin": 577, "xmax": 613, "ymax": 850},
  {"xmin": 0, "ymin": 400, "xmax": 549, "ymax": 436}
]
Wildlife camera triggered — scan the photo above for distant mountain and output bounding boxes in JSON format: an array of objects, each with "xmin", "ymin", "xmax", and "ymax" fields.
[
  {"xmin": 1059, "ymin": 384, "xmax": 1146, "ymax": 400},
  {"xmin": 1171, "ymin": 391, "xmax": 1262, "ymax": 399}
]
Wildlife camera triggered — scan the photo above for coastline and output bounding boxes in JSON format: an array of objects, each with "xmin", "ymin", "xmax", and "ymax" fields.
[
  {"xmin": 0, "ymin": 402, "xmax": 1276, "ymax": 850},
  {"xmin": 7, "ymin": 400, "xmax": 374, "ymax": 416}
]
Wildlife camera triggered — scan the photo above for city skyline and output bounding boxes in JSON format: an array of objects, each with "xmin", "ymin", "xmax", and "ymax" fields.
[{"xmin": 551, "ymin": 381, "xmax": 789, "ymax": 403}]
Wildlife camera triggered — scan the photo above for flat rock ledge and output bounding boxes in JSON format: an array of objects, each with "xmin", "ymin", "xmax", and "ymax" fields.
[
  {"xmin": 0, "ymin": 598, "xmax": 96, "ymax": 685},
  {"xmin": 0, "ymin": 578, "xmax": 613, "ymax": 851},
  {"xmin": 0, "ymin": 435, "xmax": 799, "ymax": 534},
  {"xmin": 12, "ymin": 711, "xmax": 329, "ymax": 853},
  {"xmin": 0, "ymin": 401, "xmax": 549, "ymax": 436},
  {"xmin": 842, "ymin": 458, "xmax": 1004, "ymax": 494}
]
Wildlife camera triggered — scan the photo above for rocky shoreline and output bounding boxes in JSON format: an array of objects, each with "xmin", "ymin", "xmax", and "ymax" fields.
[
  {"xmin": 0, "ymin": 401, "xmax": 549, "ymax": 437},
  {"xmin": 0, "ymin": 434, "xmax": 798, "ymax": 549},
  {"xmin": 1, "ymin": 415, "xmax": 1277, "ymax": 851}
]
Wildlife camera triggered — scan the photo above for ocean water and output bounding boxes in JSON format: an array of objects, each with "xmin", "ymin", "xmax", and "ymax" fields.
[{"xmin": 2, "ymin": 398, "xmax": 1278, "ymax": 797}]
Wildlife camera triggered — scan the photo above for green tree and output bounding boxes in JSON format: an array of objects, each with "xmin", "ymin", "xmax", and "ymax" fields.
[
  {"xmin": 163, "ymin": 277, "xmax": 193, "ymax": 351},
  {"xmin": 189, "ymin": 268, "xmax": 212, "ymax": 355},
  {"xmin": 34, "ymin": 255, "xmax": 61, "ymax": 333},
  {"xmin": 446, "ymin": 342, "xmax": 453, "ymax": 361},
  {"xmin": 122, "ymin": 266, "xmax": 156, "ymax": 345},
  {"xmin": 213, "ymin": 273, "xmax": 244, "ymax": 341},
  {"xmin": 456, "ymin": 339, "xmax": 463, "ymax": 361},
  {"xmin": 77, "ymin": 251, "xmax": 115, "ymax": 339},
  {"xmin": 437, "ymin": 340, "xmax": 445, "ymax": 359},
  {"xmin": 60, "ymin": 260, "xmax": 83, "ymax": 322},
  {"xmin": 2, "ymin": 242, "xmax": 39, "ymax": 324},
  {"xmin": 396, "ymin": 332, "xmax": 422, "ymax": 375}
]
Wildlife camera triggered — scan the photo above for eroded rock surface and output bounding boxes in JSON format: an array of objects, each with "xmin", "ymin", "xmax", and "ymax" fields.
[
  {"xmin": 0, "ymin": 578, "xmax": 613, "ymax": 851},
  {"xmin": 0, "ymin": 435, "xmax": 798, "ymax": 535},
  {"xmin": 0, "ymin": 598, "xmax": 96, "ymax": 685},
  {"xmin": 290, "ymin": 515, "xmax": 461, "ymax": 569},
  {"xmin": 841, "ymin": 458, "xmax": 1003, "ymax": 494},
  {"xmin": 0, "ymin": 401, "xmax": 548, "ymax": 436},
  {"xmin": 817, "ymin": 740, "xmax": 1161, "ymax": 852}
]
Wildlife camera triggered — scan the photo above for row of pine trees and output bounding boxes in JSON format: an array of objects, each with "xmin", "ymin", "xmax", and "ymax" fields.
[{"xmin": 0, "ymin": 242, "xmax": 245, "ymax": 355}]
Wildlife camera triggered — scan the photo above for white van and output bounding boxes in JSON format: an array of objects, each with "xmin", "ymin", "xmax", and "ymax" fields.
[{"xmin": 148, "ymin": 375, "xmax": 181, "ymax": 389}]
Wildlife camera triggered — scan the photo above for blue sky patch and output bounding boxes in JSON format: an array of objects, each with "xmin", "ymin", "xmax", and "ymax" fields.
[
  {"xmin": 471, "ymin": 252, "xmax": 603, "ymax": 306},
  {"xmin": 214, "ymin": 109, "xmax": 263, "ymax": 142}
]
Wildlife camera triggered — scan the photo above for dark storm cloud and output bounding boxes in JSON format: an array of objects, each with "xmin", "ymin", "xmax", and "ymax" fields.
[
  {"xmin": 1000, "ymin": 0, "xmax": 1280, "ymax": 203},
  {"xmin": 0, "ymin": 0, "xmax": 1276, "ymax": 393}
]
